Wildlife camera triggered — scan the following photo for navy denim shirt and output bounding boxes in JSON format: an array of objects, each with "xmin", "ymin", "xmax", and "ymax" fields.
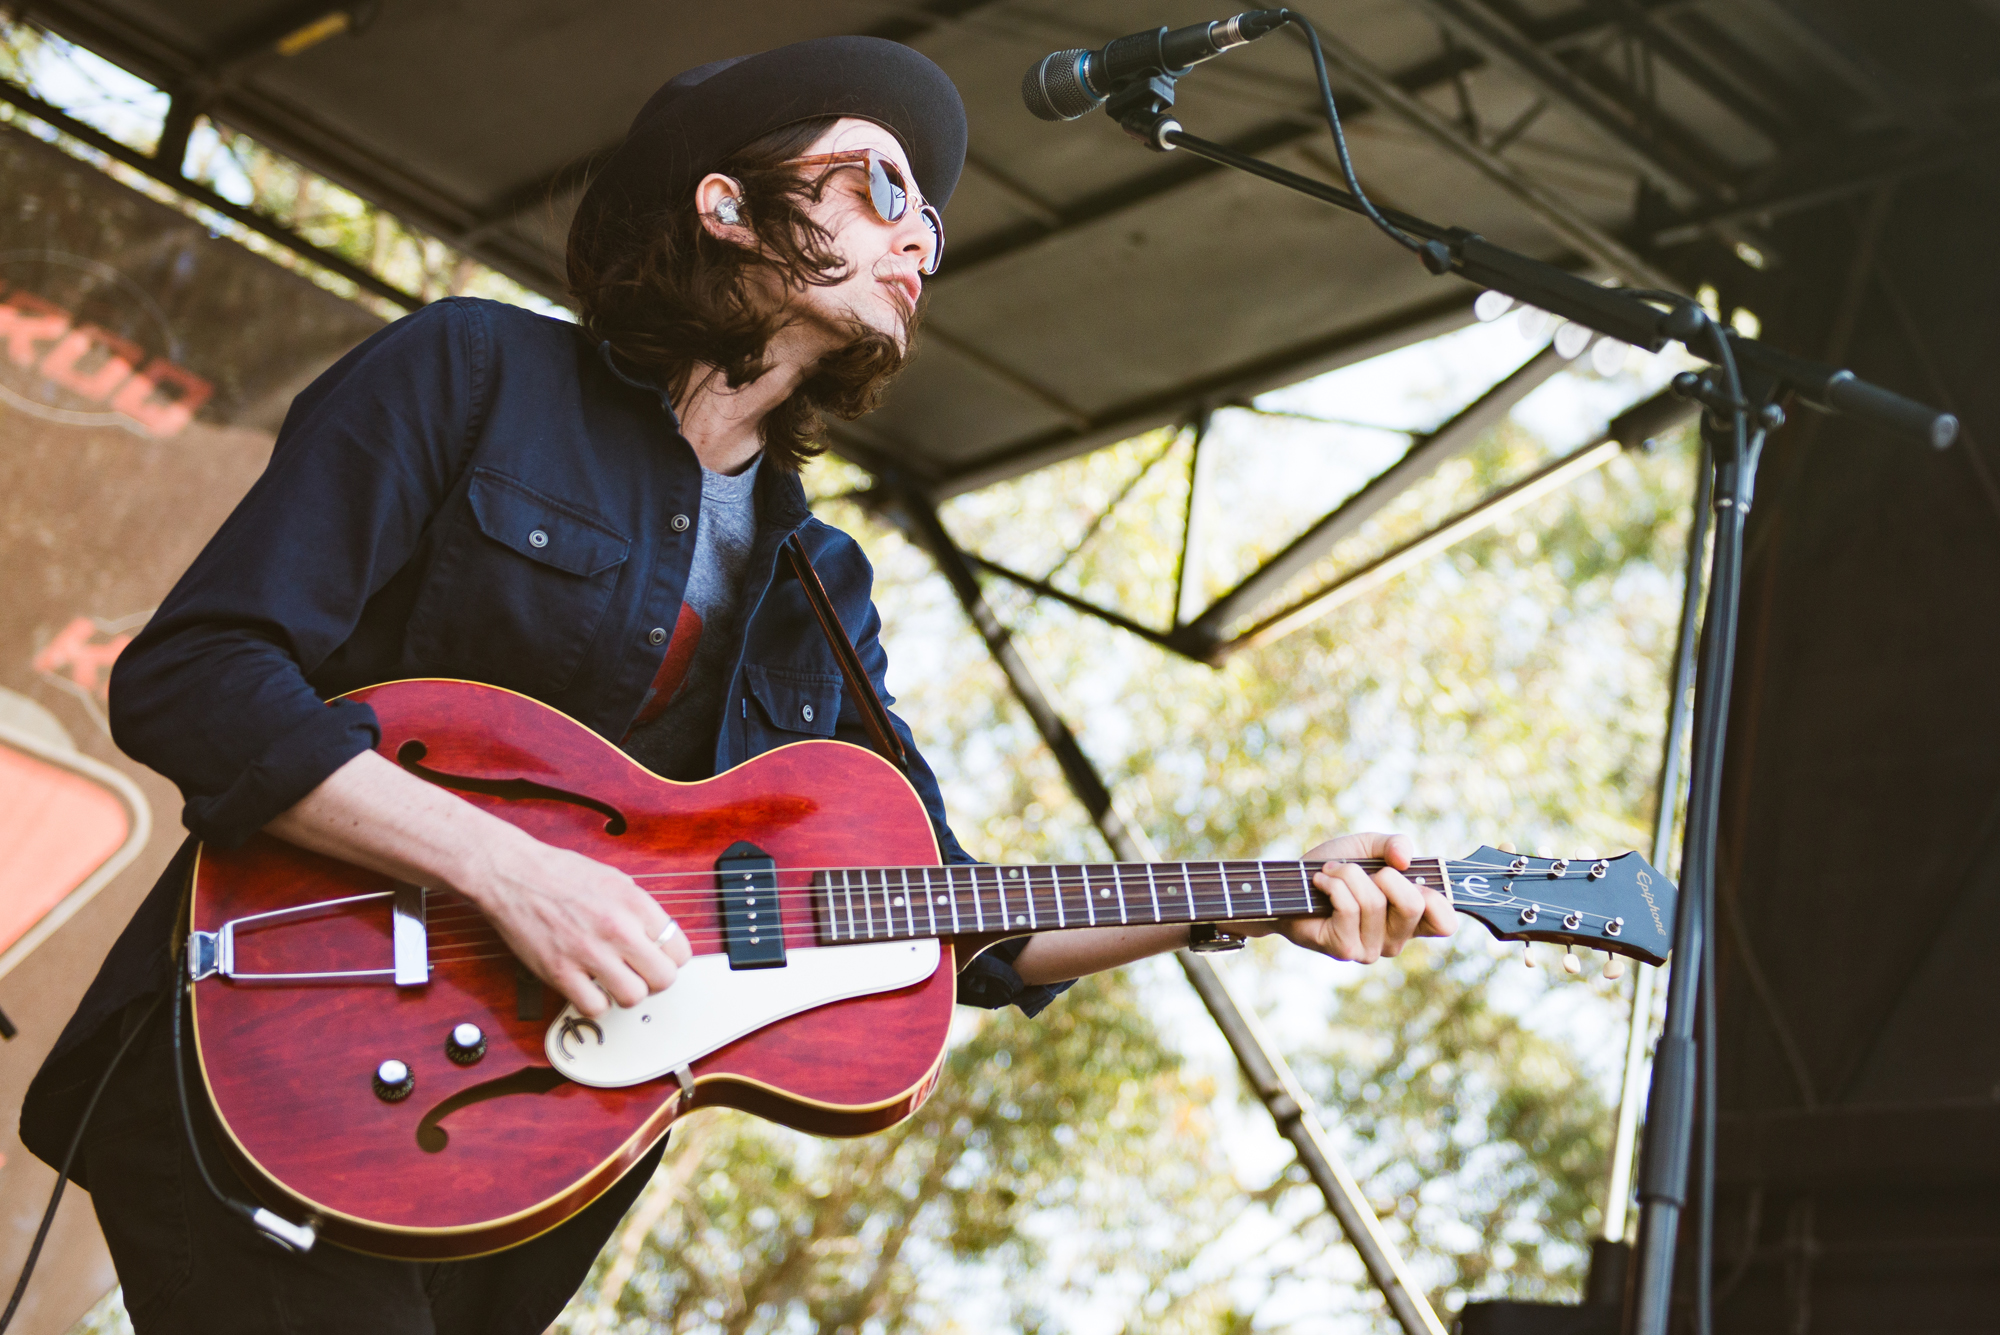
[{"xmin": 27, "ymin": 299, "xmax": 1065, "ymax": 1162}]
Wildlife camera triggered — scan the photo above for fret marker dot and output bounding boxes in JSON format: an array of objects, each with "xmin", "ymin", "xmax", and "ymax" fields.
[
  {"xmin": 935, "ymin": 895, "xmax": 946, "ymax": 905},
  {"xmin": 1015, "ymin": 916, "xmax": 1026, "ymax": 927},
  {"xmin": 1099, "ymin": 888, "xmax": 1109, "ymax": 899},
  {"xmin": 1239, "ymin": 883, "xmax": 1251, "ymax": 895},
  {"xmin": 1008, "ymin": 868, "xmax": 1020, "ymax": 878},
  {"xmin": 893, "ymin": 895, "xmax": 904, "ymax": 907}
]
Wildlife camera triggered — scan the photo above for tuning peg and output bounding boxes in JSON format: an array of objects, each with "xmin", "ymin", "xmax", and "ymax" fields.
[
  {"xmin": 1603, "ymin": 953, "xmax": 1626, "ymax": 981},
  {"xmin": 1562, "ymin": 949, "xmax": 1581, "ymax": 975},
  {"xmin": 1523, "ymin": 942, "xmax": 1536, "ymax": 969}
]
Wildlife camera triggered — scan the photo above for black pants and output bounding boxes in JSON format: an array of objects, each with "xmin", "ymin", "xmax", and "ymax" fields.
[{"xmin": 84, "ymin": 997, "xmax": 664, "ymax": 1334}]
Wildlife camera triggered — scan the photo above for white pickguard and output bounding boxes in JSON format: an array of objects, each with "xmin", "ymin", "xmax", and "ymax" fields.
[{"xmin": 544, "ymin": 939, "xmax": 941, "ymax": 1089}]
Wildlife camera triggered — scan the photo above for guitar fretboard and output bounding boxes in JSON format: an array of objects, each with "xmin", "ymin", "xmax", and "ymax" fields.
[{"xmin": 809, "ymin": 858, "xmax": 1452, "ymax": 943}]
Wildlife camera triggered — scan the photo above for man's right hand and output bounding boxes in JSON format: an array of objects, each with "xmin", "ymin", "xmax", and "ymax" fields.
[
  {"xmin": 463, "ymin": 833, "xmax": 692, "ymax": 1017},
  {"xmin": 265, "ymin": 749, "xmax": 692, "ymax": 1018}
]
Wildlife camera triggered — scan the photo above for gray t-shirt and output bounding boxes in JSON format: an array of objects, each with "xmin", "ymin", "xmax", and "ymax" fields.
[{"xmin": 621, "ymin": 455, "xmax": 761, "ymax": 779}]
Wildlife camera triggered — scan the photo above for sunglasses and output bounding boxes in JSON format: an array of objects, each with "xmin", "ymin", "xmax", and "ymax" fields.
[{"xmin": 782, "ymin": 149, "xmax": 944, "ymax": 276}]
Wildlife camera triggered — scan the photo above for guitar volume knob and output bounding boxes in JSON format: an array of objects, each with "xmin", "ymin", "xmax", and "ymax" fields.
[
  {"xmin": 373, "ymin": 1059, "xmax": 414, "ymax": 1102},
  {"xmin": 446, "ymin": 1023, "xmax": 487, "ymax": 1065}
]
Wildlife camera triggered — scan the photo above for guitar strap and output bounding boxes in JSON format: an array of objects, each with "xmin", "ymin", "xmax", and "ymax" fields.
[{"xmin": 782, "ymin": 534, "xmax": 911, "ymax": 774}]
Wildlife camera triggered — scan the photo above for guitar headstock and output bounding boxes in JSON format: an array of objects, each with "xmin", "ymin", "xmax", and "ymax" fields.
[{"xmin": 1447, "ymin": 847, "xmax": 1675, "ymax": 967}]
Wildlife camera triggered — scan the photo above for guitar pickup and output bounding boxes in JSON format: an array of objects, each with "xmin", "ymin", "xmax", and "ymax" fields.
[{"xmin": 715, "ymin": 841, "xmax": 785, "ymax": 970}]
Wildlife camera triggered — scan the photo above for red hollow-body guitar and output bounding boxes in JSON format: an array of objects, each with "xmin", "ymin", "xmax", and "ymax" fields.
[{"xmin": 186, "ymin": 680, "xmax": 1675, "ymax": 1259}]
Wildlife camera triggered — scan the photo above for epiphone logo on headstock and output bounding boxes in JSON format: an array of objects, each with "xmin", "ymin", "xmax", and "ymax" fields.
[{"xmin": 1635, "ymin": 869, "xmax": 1666, "ymax": 937}]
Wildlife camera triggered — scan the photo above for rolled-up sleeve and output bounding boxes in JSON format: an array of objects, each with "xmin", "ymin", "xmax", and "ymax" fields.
[
  {"xmin": 109, "ymin": 300, "xmax": 486, "ymax": 846},
  {"xmin": 955, "ymin": 936, "xmax": 1071, "ymax": 1016}
]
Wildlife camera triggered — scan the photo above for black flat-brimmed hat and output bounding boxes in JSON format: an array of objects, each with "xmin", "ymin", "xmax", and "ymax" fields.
[{"xmin": 575, "ymin": 35, "xmax": 968, "ymax": 230}]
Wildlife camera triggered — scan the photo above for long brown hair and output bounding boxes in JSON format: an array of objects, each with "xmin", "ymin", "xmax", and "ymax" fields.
[{"xmin": 566, "ymin": 116, "xmax": 918, "ymax": 472}]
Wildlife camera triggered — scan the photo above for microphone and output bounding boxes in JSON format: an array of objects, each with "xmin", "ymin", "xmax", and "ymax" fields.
[{"xmin": 1023, "ymin": 10, "xmax": 1291, "ymax": 122}]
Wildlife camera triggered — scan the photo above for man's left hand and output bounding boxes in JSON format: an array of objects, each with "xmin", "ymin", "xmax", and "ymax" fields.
[{"xmin": 1259, "ymin": 831, "xmax": 1458, "ymax": 963}]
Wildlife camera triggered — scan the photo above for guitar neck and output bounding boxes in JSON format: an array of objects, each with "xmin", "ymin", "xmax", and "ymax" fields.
[{"xmin": 809, "ymin": 857, "xmax": 1452, "ymax": 943}]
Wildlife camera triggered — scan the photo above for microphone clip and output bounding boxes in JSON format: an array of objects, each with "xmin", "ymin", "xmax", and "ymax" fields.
[{"xmin": 1106, "ymin": 73, "xmax": 1183, "ymax": 152}]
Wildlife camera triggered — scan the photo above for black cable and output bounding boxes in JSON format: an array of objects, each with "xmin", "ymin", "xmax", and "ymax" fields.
[
  {"xmin": 169, "ymin": 940, "xmax": 316, "ymax": 1254},
  {"xmin": 1277, "ymin": 11, "xmax": 1454, "ymax": 275},
  {"xmin": 0, "ymin": 989, "xmax": 164, "ymax": 1335}
]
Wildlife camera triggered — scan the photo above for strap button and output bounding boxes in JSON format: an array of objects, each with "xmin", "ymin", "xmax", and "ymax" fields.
[
  {"xmin": 527, "ymin": 528, "xmax": 549, "ymax": 548},
  {"xmin": 647, "ymin": 627, "xmax": 667, "ymax": 646},
  {"xmin": 670, "ymin": 514, "xmax": 691, "ymax": 532},
  {"xmin": 800, "ymin": 703, "xmax": 815, "ymax": 723}
]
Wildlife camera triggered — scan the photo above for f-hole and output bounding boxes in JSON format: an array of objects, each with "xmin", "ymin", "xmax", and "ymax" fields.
[
  {"xmin": 416, "ymin": 1067, "xmax": 568, "ymax": 1153},
  {"xmin": 396, "ymin": 740, "xmax": 628, "ymax": 834}
]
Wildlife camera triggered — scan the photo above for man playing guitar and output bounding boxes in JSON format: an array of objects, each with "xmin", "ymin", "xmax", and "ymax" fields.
[{"xmin": 22, "ymin": 35, "xmax": 1455, "ymax": 1334}]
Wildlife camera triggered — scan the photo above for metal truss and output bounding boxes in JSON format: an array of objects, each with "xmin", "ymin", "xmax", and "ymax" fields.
[
  {"xmin": 902, "ymin": 352, "xmax": 1699, "ymax": 667},
  {"xmin": 0, "ymin": 71, "xmax": 423, "ymax": 308}
]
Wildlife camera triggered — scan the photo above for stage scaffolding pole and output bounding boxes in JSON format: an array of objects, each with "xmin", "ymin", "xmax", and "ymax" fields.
[
  {"xmin": 884, "ymin": 481, "xmax": 1448, "ymax": 1335},
  {"xmin": 1600, "ymin": 429, "xmax": 1712, "ymax": 1274}
]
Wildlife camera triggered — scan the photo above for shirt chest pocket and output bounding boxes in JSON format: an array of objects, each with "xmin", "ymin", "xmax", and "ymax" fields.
[
  {"xmin": 743, "ymin": 664, "xmax": 842, "ymax": 746},
  {"xmin": 409, "ymin": 468, "xmax": 631, "ymax": 697}
]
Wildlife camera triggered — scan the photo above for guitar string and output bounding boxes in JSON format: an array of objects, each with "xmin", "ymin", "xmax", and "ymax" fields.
[
  {"xmin": 409, "ymin": 864, "xmax": 1615, "ymax": 931},
  {"xmin": 415, "ymin": 877, "xmax": 1559, "ymax": 925},
  {"xmin": 414, "ymin": 876, "xmax": 1595, "ymax": 935},
  {"xmin": 408, "ymin": 860, "xmax": 1604, "ymax": 919},
  {"xmin": 413, "ymin": 887, "xmax": 1626, "ymax": 962}
]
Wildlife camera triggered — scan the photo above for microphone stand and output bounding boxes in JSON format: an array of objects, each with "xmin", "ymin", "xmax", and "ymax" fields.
[{"xmin": 1090, "ymin": 74, "xmax": 1955, "ymax": 1335}]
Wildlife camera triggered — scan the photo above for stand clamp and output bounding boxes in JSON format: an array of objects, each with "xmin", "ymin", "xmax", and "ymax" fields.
[{"xmin": 1107, "ymin": 74, "xmax": 1182, "ymax": 151}]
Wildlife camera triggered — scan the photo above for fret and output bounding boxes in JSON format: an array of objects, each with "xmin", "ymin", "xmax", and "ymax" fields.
[
  {"xmin": 836, "ymin": 869, "xmax": 851, "ymax": 941},
  {"xmin": 914, "ymin": 870, "xmax": 934, "ymax": 937},
  {"xmin": 1222, "ymin": 866, "xmax": 1235, "ymax": 919},
  {"xmin": 1003, "ymin": 867, "xmax": 1029, "ymax": 931},
  {"xmin": 1181, "ymin": 863, "xmax": 1197, "ymax": 923},
  {"xmin": 866, "ymin": 869, "xmax": 880, "ymax": 940},
  {"xmin": 942, "ymin": 868, "xmax": 961, "ymax": 932},
  {"xmin": 948, "ymin": 867, "xmax": 972, "ymax": 927},
  {"xmin": 1257, "ymin": 862, "xmax": 1274, "ymax": 916},
  {"xmin": 1146, "ymin": 863, "xmax": 1162, "ymax": 925},
  {"xmin": 993, "ymin": 865, "xmax": 1011, "ymax": 936},
  {"xmin": 1019, "ymin": 868, "xmax": 1036, "ymax": 930},
  {"xmin": 1050, "ymin": 865, "xmax": 1065, "ymax": 928},
  {"xmin": 1113, "ymin": 864, "xmax": 1129, "ymax": 924},
  {"xmin": 899, "ymin": 869, "xmax": 915, "ymax": 937},
  {"xmin": 1082, "ymin": 866, "xmax": 1097, "ymax": 927}
]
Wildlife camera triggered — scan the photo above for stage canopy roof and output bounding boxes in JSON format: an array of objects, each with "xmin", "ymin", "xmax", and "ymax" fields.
[{"xmin": 13, "ymin": 0, "xmax": 1995, "ymax": 497}]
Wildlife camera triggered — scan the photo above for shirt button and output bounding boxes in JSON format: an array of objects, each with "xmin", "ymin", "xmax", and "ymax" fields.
[
  {"xmin": 647, "ymin": 627, "xmax": 667, "ymax": 646},
  {"xmin": 670, "ymin": 514, "xmax": 691, "ymax": 532},
  {"xmin": 528, "ymin": 528, "xmax": 549, "ymax": 548},
  {"xmin": 800, "ymin": 703, "xmax": 815, "ymax": 723}
]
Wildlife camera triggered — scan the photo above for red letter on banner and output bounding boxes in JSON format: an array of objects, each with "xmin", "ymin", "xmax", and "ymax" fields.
[
  {"xmin": 0, "ymin": 291, "xmax": 72, "ymax": 368},
  {"xmin": 38, "ymin": 324, "xmax": 146, "ymax": 400},
  {"xmin": 109, "ymin": 357, "xmax": 215, "ymax": 437}
]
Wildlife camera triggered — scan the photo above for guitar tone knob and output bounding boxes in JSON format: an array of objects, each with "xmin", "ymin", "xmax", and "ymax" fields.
[
  {"xmin": 373, "ymin": 1059, "xmax": 414, "ymax": 1102},
  {"xmin": 446, "ymin": 1022, "xmax": 487, "ymax": 1065}
]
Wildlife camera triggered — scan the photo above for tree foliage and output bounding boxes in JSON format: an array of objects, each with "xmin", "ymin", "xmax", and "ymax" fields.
[{"xmin": 557, "ymin": 970, "xmax": 1243, "ymax": 1335}]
